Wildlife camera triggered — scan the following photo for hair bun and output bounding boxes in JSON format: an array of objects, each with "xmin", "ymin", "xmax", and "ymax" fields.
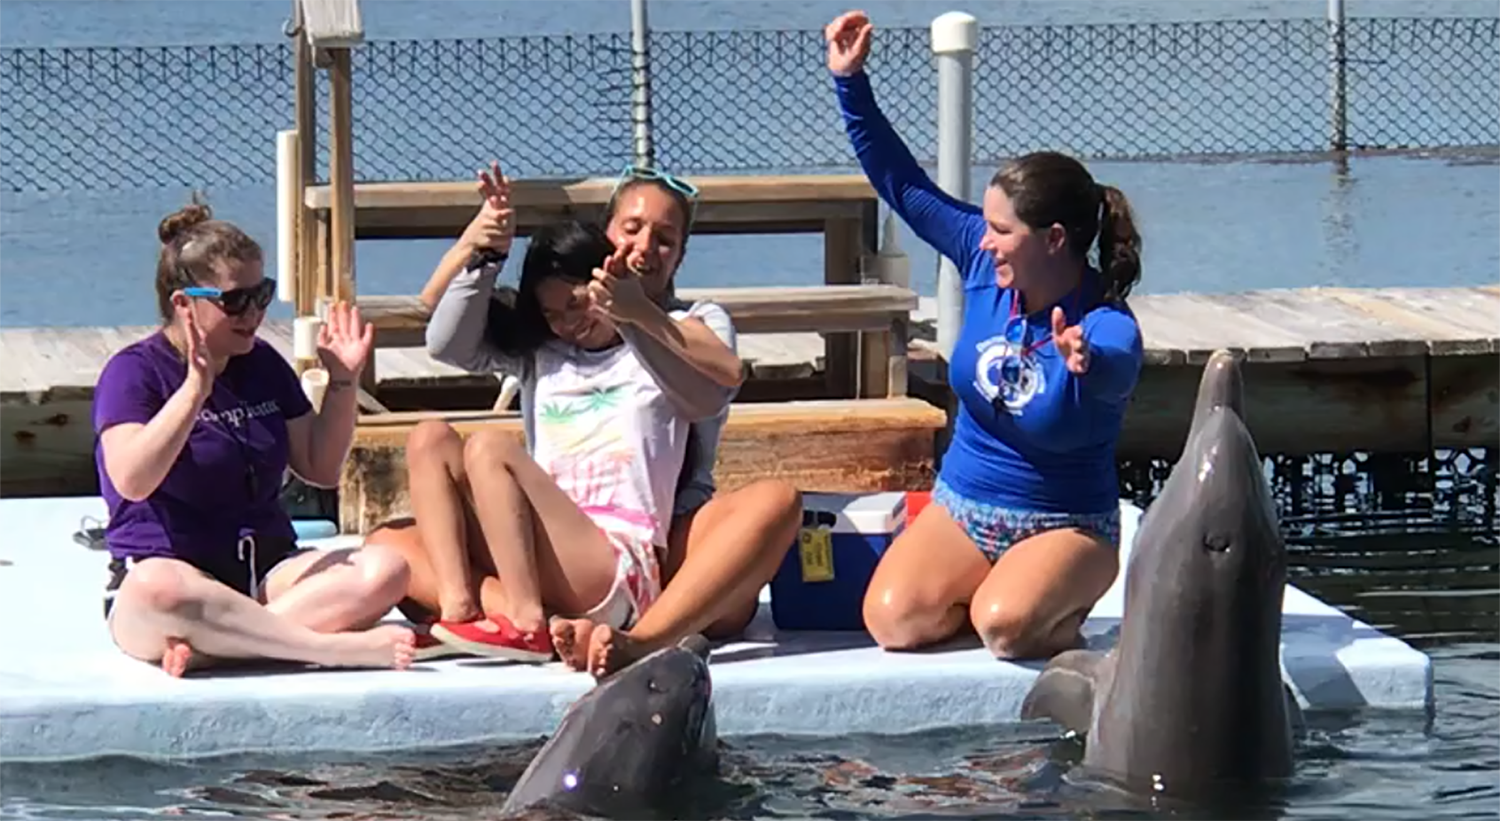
[{"xmin": 157, "ymin": 202, "xmax": 214, "ymax": 245}]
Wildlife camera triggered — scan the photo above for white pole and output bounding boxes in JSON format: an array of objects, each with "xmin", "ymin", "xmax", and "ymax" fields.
[
  {"xmin": 630, "ymin": 0, "xmax": 654, "ymax": 167},
  {"xmin": 275, "ymin": 129, "xmax": 299, "ymax": 304},
  {"xmin": 931, "ymin": 11, "xmax": 977, "ymax": 361}
]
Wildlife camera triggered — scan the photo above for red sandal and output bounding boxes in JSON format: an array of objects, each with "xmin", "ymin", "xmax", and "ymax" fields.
[{"xmin": 429, "ymin": 614, "xmax": 555, "ymax": 663}]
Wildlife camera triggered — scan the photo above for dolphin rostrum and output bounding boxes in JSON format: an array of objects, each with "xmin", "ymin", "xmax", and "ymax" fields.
[
  {"xmin": 501, "ymin": 634, "xmax": 718, "ymax": 818},
  {"xmin": 1021, "ymin": 348, "xmax": 1300, "ymax": 802}
]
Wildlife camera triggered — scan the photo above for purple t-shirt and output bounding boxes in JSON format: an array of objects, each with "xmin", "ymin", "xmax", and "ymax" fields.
[{"xmin": 92, "ymin": 331, "xmax": 313, "ymax": 565}]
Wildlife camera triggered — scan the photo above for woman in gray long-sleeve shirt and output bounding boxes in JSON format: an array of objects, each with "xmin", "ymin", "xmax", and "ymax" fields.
[{"xmin": 369, "ymin": 164, "xmax": 804, "ymax": 677}]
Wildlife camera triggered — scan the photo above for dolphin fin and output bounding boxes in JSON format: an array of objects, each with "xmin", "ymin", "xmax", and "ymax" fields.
[{"xmin": 1020, "ymin": 649, "xmax": 1110, "ymax": 736}]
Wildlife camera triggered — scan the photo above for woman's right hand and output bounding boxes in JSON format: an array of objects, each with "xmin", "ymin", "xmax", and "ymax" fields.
[
  {"xmin": 181, "ymin": 308, "xmax": 215, "ymax": 401},
  {"xmin": 458, "ymin": 160, "xmax": 514, "ymax": 258},
  {"xmin": 825, "ymin": 10, "xmax": 873, "ymax": 77}
]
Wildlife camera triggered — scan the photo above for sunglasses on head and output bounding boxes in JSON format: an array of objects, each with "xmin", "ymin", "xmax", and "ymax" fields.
[
  {"xmin": 613, "ymin": 164, "xmax": 700, "ymax": 221},
  {"xmin": 182, "ymin": 278, "xmax": 277, "ymax": 317}
]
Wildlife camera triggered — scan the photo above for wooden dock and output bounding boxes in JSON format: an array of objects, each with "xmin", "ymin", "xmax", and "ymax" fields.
[{"xmin": 2, "ymin": 284, "xmax": 1496, "ymax": 499}]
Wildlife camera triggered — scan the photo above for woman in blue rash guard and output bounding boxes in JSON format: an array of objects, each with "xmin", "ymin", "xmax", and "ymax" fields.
[{"xmin": 825, "ymin": 11, "xmax": 1146, "ymax": 661}]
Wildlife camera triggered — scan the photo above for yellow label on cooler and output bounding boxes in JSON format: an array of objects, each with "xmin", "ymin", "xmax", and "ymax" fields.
[{"xmin": 798, "ymin": 527, "xmax": 835, "ymax": 583}]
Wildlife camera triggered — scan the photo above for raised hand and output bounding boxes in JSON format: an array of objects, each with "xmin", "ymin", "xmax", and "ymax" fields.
[
  {"xmin": 181, "ymin": 308, "xmax": 216, "ymax": 399},
  {"xmin": 458, "ymin": 160, "xmax": 514, "ymax": 258},
  {"xmin": 587, "ymin": 246, "xmax": 652, "ymax": 325},
  {"xmin": 1052, "ymin": 306, "xmax": 1090, "ymax": 375},
  {"xmin": 316, "ymin": 301, "xmax": 375, "ymax": 380},
  {"xmin": 825, "ymin": 10, "xmax": 873, "ymax": 77}
]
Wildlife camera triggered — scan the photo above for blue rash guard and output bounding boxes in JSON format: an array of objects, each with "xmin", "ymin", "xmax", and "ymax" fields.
[{"xmin": 834, "ymin": 70, "xmax": 1144, "ymax": 515}]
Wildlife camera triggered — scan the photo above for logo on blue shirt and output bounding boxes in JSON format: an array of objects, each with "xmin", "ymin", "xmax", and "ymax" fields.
[{"xmin": 973, "ymin": 334, "xmax": 1046, "ymax": 416}]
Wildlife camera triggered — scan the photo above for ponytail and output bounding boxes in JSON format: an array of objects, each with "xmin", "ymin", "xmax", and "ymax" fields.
[{"xmin": 1096, "ymin": 184, "xmax": 1142, "ymax": 303}]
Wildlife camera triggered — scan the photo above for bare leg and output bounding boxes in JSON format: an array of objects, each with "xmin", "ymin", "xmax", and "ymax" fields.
[
  {"xmin": 108, "ymin": 558, "xmax": 415, "ymax": 677},
  {"xmin": 404, "ymin": 419, "xmax": 483, "ymax": 623},
  {"xmin": 969, "ymin": 528, "xmax": 1118, "ymax": 660},
  {"xmin": 459, "ymin": 429, "xmax": 620, "ymax": 636},
  {"xmin": 261, "ymin": 544, "xmax": 412, "ymax": 632},
  {"xmin": 861, "ymin": 502, "xmax": 992, "ymax": 651},
  {"xmin": 583, "ymin": 480, "xmax": 802, "ymax": 678}
]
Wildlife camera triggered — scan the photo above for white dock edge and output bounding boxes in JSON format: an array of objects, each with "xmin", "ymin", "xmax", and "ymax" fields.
[{"xmin": 0, "ymin": 496, "xmax": 1432, "ymax": 762}]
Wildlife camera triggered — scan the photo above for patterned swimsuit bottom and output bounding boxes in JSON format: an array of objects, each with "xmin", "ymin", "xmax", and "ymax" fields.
[{"xmin": 932, "ymin": 477, "xmax": 1123, "ymax": 563}]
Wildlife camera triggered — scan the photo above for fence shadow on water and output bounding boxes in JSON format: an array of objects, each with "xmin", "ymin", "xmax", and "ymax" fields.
[
  {"xmin": 1, "ymin": 15, "xmax": 1496, "ymax": 193},
  {"xmin": 1120, "ymin": 447, "xmax": 1500, "ymax": 648}
]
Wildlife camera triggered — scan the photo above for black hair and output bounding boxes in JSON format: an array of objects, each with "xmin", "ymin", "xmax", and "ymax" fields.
[{"xmin": 483, "ymin": 220, "xmax": 615, "ymax": 356}]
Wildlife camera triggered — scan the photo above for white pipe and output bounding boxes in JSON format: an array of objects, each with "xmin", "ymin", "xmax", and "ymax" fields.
[
  {"xmin": 931, "ymin": 11, "xmax": 978, "ymax": 361},
  {"xmin": 275, "ymin": 129, "xmax": 298, "ymax": 304},
  {"xmin": 293, "ymin": 315, "xmax": 323, "ymax": 361}
]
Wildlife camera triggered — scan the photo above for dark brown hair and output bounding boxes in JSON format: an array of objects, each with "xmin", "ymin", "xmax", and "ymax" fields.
[
  {"xmin": 990, "ymin": 151, "xmax": 1142, "ymax": 303},
  {"xmin": 154, "ymin": 197, "xmax": 263, "ymax": 323}
]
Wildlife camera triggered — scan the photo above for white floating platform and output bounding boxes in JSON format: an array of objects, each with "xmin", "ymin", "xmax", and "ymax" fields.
[{"xmin": 0, "ymin": 495, "xmax": 1432, "ymax": 763}]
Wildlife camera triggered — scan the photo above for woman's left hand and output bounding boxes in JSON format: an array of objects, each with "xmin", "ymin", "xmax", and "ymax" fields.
[
  {"xmin": 317, "ymin": 301, "xmax": 375, "ymax": 379},
  {"xmin": 587, "ymin": 247, "xmax": 654, "ymax": 325},
  {"xmin": 1052, "ymin": 306, "xmax": 1090, "ymax": 374}
]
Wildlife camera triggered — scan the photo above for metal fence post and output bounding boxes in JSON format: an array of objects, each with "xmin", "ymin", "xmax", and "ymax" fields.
[
  {"xmin": 1328, "ymin": 0, "xmax": 1348, "ymax": 152},
  {"xmin": 630, "ymin": 0, "xmax": 655, "ymax": 168},
  {"xmin": 931, "ymin": 11, "xmax": 978, "ymax": 360}
]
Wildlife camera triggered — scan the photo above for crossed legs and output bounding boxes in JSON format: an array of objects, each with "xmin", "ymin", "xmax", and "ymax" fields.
[{"xmin": 106, "ymin": 542, "xmax": 416, "ymax": 677}]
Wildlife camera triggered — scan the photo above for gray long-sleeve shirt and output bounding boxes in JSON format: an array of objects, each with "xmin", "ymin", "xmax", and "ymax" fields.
[{"xmin": 425, "ymin": 259, "xmax": 737, "ymax": 518}]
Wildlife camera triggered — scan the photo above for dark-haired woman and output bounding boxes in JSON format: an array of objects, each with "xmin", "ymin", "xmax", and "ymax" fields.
[
  {"xmin": 93, "ymin": 202, "xmax": 416, "ymax": 677},
  {"xmin": 826, "ymin": 11, "xmax": 1146, "ymax": 660},
  {"xmin": 372, "ymin": 165, "xmax": 801, "ymax": 676}
]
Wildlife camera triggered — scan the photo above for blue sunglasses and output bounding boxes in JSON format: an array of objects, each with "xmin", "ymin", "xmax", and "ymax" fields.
[
  {"xmin": 613, "ymin": 164, "xmax": 700, "ymax": 223},
  {"xmin": 182, "ymin": 279, "xmax": 276, "ymax": 317}
]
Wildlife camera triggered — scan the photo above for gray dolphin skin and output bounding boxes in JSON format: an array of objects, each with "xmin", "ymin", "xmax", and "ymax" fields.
[
  {"xmin": 501, "ymin": 634, "xmax": 718, "ymax": 819},
  {"xmin": 1021, "ymin": 348, "xmax": 1298, "ymax": 802}
]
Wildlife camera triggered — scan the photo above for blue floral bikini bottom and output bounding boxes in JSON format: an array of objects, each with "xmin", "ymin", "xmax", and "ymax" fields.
[{"xmin": 931, "ymin": 477, "xmax": 1123, "ymax": 563}]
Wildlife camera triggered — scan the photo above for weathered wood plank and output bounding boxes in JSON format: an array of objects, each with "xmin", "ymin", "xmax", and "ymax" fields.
[
  {"xmin": 1320, "ymin": 287, "xmax": 1498, "ymax": 356},
  {"xmin": 304, "ymin": 175, "xmax": 880, "ymax": 239},
  {"xmin": 1430, "ymin": 353, "xmax": 1500, "ymax": 449},
  {"xmin": 1131, "ymin": 293, "xmax": 1309, "ymax": 364},
  {"xmin": 359, "ymin": 284, "xmax": 918, "ymax": 338},
  {"xmin": 339, "ymin": 398, "xmax": 949, "ymax": 534},
  {"xmin": 1207, "ymin": 289, "xmax": 1433, "ymax": 359},
  {"xmin": 1119, "ymin": 355, "xmax": 1432, "ymax": 459}
]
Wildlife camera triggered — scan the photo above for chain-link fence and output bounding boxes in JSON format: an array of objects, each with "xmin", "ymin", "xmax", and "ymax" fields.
[{"xmin": 2, "ymin": 16, "xmax": 1496, "ymax": 193}]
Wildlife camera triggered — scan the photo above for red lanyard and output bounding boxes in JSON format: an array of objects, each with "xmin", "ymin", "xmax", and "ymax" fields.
[{"xmin": 1009, "ymin": 285, "xmax": 1082, "ymax": 357}]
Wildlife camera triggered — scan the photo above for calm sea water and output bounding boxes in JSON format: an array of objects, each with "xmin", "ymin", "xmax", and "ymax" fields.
[{"xmin": 0, "ymin": 2, "xmax": 1497, "ymax": 819}]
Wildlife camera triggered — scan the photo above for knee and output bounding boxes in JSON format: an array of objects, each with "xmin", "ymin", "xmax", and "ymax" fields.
[
  {"xmin": 407, "ymin": 419, "xmax": 460, "ymax": 460},
  {"xmin": 744, "ymin": 479, "xmax": 803, "ymax": 541},
  {"xmin": 861, "ymin": 584, "xmax": 939, "ymax": 651},
  {"xmin": 463, "ymin": 427, "xmax": 525, "ymax": 468},
  {"xmin": 969, "ymin": 598, "xmax": 1045, "ymax": 660},
  {"xmin": 124, "ymin": 559, "xmax": 200, "ymax": 616},
  {"xmin": 353, "ymin": 544, "xmax": 412, "ymax": 600}
]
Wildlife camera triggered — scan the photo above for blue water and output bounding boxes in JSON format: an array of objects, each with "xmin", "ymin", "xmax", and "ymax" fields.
[
  {"xmin": 1, "ymin": 0, "xmax": 1497, "ymax": 328},
  {"xmin": 0, "ymin": 2, "xmax": 1497, "ymax": 818}
]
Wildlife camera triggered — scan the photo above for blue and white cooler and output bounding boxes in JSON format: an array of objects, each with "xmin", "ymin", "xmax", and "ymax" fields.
[{"xmin": 769, "ymin": 491, "xmax": 909, "ymax": 631}]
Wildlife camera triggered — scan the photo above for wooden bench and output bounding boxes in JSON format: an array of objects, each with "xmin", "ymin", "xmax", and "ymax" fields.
[
  {"xmin": 357, "ymin": 283, "xmax": 917, "ymax": 401},
  {"xmin": 302, "ymin": 173, "xmax": 883, "ymax": 400},
  {"xmin": 337, "ymin": 397, "xmax": 949, "ymax": 535}
]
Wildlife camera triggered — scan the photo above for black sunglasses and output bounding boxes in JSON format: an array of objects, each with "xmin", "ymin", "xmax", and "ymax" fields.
[{"xmin": 182, "ymin": 278, "xmax": 277, "ymax": 317}]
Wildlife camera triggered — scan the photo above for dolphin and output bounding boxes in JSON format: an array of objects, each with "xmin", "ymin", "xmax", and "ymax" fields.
[
  {"xmin": 1020, "ymin": 348, "xmax": 1300, "ymax": 803},
  {"xmin": 501, "ymin": 634, "xmax": 718, "ymax": 819}
]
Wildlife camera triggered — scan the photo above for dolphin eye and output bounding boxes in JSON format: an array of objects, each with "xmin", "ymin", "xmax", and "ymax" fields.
[
  {"xmin": 1204, "ymin": 533, "xmax": 1231, "ymax": 552},
  {"xmin": 647, "ymin": 678, "xmax": 662, "ymax": 693}
]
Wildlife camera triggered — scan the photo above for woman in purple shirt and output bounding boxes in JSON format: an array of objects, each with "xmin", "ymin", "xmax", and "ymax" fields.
[{"xmin": 93, "ymin": 202, "xmax": 417, "ymax": 676}]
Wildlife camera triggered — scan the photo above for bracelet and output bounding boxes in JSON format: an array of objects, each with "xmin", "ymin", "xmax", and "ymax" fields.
[{"xmin": 328, "ymin": 378, "xmax": 354, "ymax": 390}]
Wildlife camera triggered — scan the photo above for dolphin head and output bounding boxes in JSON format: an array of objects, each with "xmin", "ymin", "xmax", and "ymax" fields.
[
  {"xmin": 1189, "ymin": 348, "xmax": 1245, "ymax": 437},
  {"xmin": 502, "ymin": 635, "xmax": 717, "ymax": 818}
]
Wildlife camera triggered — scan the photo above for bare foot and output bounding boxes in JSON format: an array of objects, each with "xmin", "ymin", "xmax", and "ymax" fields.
[
  {"xmin": 549, "ymin": 617, "xmax": 596, "ymax": 671},
  {"xmin": 437, "ymin": 591, "xmax": 482, "ymax": 624},
  {"xmin": 160, "ymin": 636, "xmax": 195, "ymax": 678},
  {"xmin": 586, "ymin": 623, "xmax": 659, "ymax": 680},
  {"xmin": 320, "ymin": 624, "xmax": 417, "ymax": 670}
]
